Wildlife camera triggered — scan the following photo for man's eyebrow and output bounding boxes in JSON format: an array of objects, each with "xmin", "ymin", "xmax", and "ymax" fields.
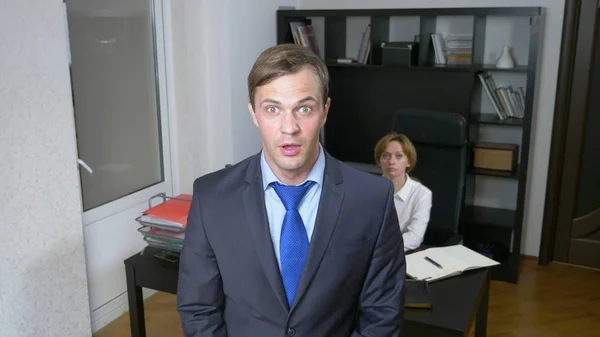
[
  {"xmin": 259, "ymin": 96, "xmax": 319, "ymax": 106},
  {"xmin": 297, "ymin": 96, "xmax": 318, "ymax": 105},
  {"xmin": 259, "ymin": 98, "xmax": 281, "ymax": 106}
]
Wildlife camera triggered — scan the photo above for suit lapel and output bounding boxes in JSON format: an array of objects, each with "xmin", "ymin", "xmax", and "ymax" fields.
[
  {"xmin": 291, "ymin": 154, "xmax": 344, "ymax": 311},
  {"xmin": 242, "ymin": 156, "xmax": 289, "ymax": 313}
]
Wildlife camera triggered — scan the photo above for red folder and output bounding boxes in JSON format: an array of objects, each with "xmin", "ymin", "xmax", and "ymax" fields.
[{"xmin": 140, "ymin": 194, "xmax": 193, "ymax": 229}]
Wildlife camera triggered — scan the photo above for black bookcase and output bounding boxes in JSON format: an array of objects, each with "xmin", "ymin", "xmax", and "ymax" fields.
[{"xmin": 277, "ymin": 7, "xmax": 542, "ymax": 283}]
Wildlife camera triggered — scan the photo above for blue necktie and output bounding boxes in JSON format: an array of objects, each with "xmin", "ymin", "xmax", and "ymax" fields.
[{"xmin": 271, "ymin": 180, "xmax": 315, "ymax": 307}]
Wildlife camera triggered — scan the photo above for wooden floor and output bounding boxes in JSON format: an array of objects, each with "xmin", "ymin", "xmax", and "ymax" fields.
[{"xmin": 95, "ymin": 259, "xmax": 600, "ymax": 337}]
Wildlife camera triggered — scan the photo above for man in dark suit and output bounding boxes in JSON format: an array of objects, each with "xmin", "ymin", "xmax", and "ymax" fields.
[{"xmin": 177, "ymin": 43, "xmax": 406, "ymax": 337}]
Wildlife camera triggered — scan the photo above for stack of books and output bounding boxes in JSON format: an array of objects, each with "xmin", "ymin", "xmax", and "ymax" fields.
[
  {"xmin": 432, "ymin": 33, "xmax": 473, "ymax": 65},
  {"xmin": 478, "ymin": 71, "xmax": 526, "ymax": 120},
  {"xmin": 289, "ymin": 21, "xmax": 320, "ymax": 57},
  {"xmin": 135, "ymin": 194, "xmax": 193, "ymax": 253},
  {"xmin": 443, "ymin": 33, "xmax": 473, "ymax": 65}
]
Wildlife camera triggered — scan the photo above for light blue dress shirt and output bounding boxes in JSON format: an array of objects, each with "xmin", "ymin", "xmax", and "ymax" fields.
[{"xmin": 260, "ymin": 145, "xmax": 325, "ymax": 269}]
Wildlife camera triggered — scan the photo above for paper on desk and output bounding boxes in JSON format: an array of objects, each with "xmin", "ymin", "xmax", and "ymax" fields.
[{"xmin": 406, "ymin": 244, "xmax": 500, "ymax": 282}]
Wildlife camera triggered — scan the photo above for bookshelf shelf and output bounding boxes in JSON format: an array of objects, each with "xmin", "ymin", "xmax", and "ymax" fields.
[
  {"xmin": 277, "ymin": 7, "xmax": 541, "ymax": 284},
  {"xmin": 326, "ymin": 62, "xmax": 474, "ymax": 72},
  {"xmin": 463, "ymin": 205, "xmax": 515, "ymax": 229},
  {"xmin": 276, "ymin": 7, "xmax": 541, "ymax": 18},
  {"xmin": 471, "ymin": 113, "xmax": 524, "ymax": 126},
  {"xmin": 427, "ymin": 64, "xmax": 474, "ymax": 70},
  {"xmin": 477, "ymin": 64, "xmax": 529, "ymax": 73},
  {"xmin": 326, "ymin": 63, "xmax": 528, "ymax": 73},
  {"xmin": 325, "ymin": 62, "xmax": 380, "ymax": 68},
  {"xmin": 469, "ymin": 165, "xmax": 519, "ymax": 179}
]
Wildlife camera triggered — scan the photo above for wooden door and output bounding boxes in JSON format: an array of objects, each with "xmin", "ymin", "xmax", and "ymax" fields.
[{"xmin": 551, "ymin": 0, "xmax": 600, "ymax": 269}]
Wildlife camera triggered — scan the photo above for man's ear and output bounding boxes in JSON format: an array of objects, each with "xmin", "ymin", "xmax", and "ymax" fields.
[
  {"xmin": 321, "ymin": 97, "xmax": 331, "ymax": 127},
  {"xmin": 248, "ymin": 101, "xmax": 259, "ymax": 128}
]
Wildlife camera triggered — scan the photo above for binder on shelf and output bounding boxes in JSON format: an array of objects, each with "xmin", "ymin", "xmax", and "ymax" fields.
[
  {"xmin": 135, "ymin": 192, "xmax": 192, "ymax": 255},
  {"xmin": 135, "ymin": 193, "xmax": 192, "ymax": 231},
  {"xmin": 143, "ymin": 236, "xmax": 183, "ymax": 253},
  {"xmin": 138, "ymin": 226, "xmax": 185, "ymax": 242}
]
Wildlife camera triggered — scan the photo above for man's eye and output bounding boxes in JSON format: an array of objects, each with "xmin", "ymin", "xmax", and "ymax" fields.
[
  {"xmin": 299, "ymin": 106, "xmax": 311, "ymax": 113},
  {"xmin": 266, "ymin": 107, "xmax": 277, "ymax": 113}
]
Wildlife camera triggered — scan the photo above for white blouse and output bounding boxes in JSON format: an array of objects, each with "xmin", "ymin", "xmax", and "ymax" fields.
[{"xmin": 393, "ymin": 175, "xmax": 432, "ymax": 251}]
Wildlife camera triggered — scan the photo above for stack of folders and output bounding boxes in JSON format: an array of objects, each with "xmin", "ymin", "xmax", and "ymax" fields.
[{"xmin": 135, "ymin": 194, "xmax": 193, "ymax": 253}]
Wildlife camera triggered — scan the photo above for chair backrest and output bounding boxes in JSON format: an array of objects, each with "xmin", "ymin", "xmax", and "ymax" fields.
[{"xmin": 391, "ymin": 109, "xmax": 468, "ymax": 240}]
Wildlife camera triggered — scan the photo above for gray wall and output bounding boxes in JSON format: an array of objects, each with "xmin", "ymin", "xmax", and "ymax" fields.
[{"xmin": 0, "ymin": 1, "xmax": 92, "ymax": 336}]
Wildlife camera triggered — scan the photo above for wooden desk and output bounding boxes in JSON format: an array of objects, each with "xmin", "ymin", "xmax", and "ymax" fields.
[
  {"xmin": 125, "ymin": 247, "xmax": 489, "ymax": 337},
  {"xmin": 404, "ymin": 269, "xmax": 489, "ymax": 336}
]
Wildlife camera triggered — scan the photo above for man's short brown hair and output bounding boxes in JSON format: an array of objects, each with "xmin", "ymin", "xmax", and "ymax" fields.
[
  {"xmin": 374, "ymin": 132, "xmax": 418, "ymax": 173},
  {"xmin": 247, "ymin": 44, "xmax": 329, "ymax": 109}
]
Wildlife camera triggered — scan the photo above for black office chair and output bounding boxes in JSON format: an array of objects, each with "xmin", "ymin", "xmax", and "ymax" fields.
[{"xmin": 391, "ymin": 109, "xmax": 467, "ymax": 247}]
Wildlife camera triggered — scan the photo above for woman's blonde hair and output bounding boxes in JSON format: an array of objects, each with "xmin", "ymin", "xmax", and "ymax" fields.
[{"xmin": 374, "ymin": 132, "xmax": 417, "ymax": 173}]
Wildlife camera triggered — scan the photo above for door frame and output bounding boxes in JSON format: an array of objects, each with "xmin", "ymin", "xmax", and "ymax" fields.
[
  {"xmin": 77, "ymin": 0, "xmax": 178, "ymax": 226},
  {"xmin": 539, "ymin": 0, "xmax": 599, "ymax": 264}
]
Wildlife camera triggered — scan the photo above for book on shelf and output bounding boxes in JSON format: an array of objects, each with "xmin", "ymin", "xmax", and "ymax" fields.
[
  {"xmin": 478, "ymin": 71, "xmax": 526, "ymax": 120},
  {"xmin": 289, "ymin": 22, "xmax": 320, "ymax": 56},
  {"xmin": 444, "ymin": 33, "xmax": 473, "ymax": 65},
  {"xmin": 355, "ymin": 24, "xmax": 371, "ymax": 64},
  {"xmin": 431, "ymin": 33, "xmax": 472, "ymax": 65},
  {"xmin": 431, "ymin": 33, "xmax": 447, "ymax": 64}
]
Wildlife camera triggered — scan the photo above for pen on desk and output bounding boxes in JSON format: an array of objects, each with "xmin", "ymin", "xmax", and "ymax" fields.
[{"xmin": 425, "ymin": 256, "xmax": 443, "ymax": 269}]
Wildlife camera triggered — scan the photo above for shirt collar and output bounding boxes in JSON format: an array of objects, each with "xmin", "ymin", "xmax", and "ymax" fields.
[
  {"xmin": 260, "ymin": 144, "xmax": 325, "ymax": 190},
  {"xmin": 396, "ymin": 174, "xmax": 415, "ymax": 202}
]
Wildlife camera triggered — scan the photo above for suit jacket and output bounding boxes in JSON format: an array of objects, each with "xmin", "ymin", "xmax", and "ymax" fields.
[{"xmin": 177, "ymin": 151, "xmax": 406, "ymax": 337}]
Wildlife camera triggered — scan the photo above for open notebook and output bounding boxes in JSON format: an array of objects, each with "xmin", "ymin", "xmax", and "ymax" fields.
[{"xmin": 406, "ymin": 244, "xmax": 500, "ymax": 282}]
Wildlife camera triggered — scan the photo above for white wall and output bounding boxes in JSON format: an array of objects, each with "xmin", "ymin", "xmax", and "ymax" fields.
[
  {"xmin": 0, "ymin": 1, "xmax": 92, "ymax": 336},
  {"xmin": 169, "ymin": 0, "xmax": 298, "ymax": 195},
  {"xmin": 298, "ymin": 0, "xmax": 565, "ymax": 257}
]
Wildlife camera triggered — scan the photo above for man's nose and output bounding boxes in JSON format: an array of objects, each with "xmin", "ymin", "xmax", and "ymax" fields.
[{"xmin": 280, "ymin": 111, "xmax": 300, "ymax": 134}]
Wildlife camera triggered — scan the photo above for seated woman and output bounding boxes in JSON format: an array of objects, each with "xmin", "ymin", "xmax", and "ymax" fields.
[{"xmin": 374, "ymin": 132, "xmax": 432, "ymax": 251}]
